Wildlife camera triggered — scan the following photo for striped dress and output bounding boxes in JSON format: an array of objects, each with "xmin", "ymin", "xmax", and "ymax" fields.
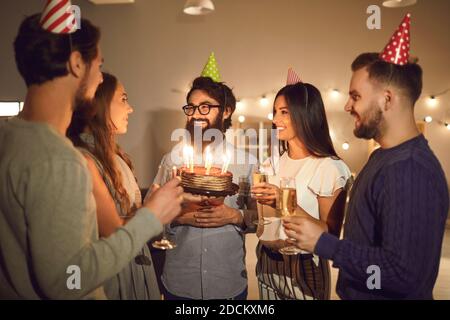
[
  {"xmin": 256, "ymin": 154, "xmax": 351, "ymax": 300},
  {"xmin": 78, "ymin": 133, "xmax": 160, "ymax": 300}
]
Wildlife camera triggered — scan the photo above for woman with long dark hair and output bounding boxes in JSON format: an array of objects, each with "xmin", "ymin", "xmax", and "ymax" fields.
[
  {"xmin": 67, "ymin": 72, "xmax": 161, "ymax": 300},
  {"xmin": 251, "ymin": 82, "xmax": 352, "ymax": 300}
]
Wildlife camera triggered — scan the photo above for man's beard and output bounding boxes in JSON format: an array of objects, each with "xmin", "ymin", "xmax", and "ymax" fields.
[
  {"xmin": 185, "ymin": 112, "xmax": 224, "ymax": 144},
  {"xmin": 73, "ymin": 72, "xmax": 93, "ymax": 112},
  {"xmin": 352, "ymin": 101, "xmax": 384, "ymax": 140}
]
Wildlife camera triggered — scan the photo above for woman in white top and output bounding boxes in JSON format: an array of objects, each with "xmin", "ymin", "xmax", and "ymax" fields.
[{"xmin": 251, "ymin": 82, "xmax": 352, "ymax": 300}]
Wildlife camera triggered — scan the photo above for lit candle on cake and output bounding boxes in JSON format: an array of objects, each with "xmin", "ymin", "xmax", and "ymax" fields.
[
  {"xmin": 183, "ymin": 145, "xmax": 189, "ymax": 169},
  {"xmin": 183, "ymin": 145, "xmax": 194, "ymax": 172},
  {"xmin": 205, "ymin": 146, "xmax": 212, "ymax": 175},
  {"xmin": 221, "ymin": 153, "xmax": 230, "ymax": 174},
  {"xmin": 189, "ymin": 147, "xmax": 194, "ymax": 172}
]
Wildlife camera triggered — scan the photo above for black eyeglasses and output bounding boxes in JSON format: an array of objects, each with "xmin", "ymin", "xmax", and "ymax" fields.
[{"xmin": 182, "ymin": 104, "xmax": 222, "ymax": 116}]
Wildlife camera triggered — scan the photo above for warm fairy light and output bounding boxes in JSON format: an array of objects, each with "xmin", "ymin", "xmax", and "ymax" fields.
[
  {"xmin": 330, "ymin": 89, "xmax": 341, "ymax": 99},
  {"xmin": 238, "ymin": 115, "xmax": 246, "ymax": 123},
  {"xmin": 426, "ymin": 96, "xmax": 438, "ymax": 108},
  {"xmin": 267, "ymin": 113, "xmax": 273, "ymax": 121},
  {"xmin": 236, "ymin": 100, "xmax": 245, "ymax": 110},
  {"xmin": 425, "ymin": 116, "xmax": 433, "ymax": 123},
  {"xmin": 342, "ymin": 142, "xmax": 350, "ymax": 150},
  {"xmin": 260, "ymin": 96, "xmax": 269, "ymax": 107},
  {"xmin": 329, "ymin": 129, "xmax": 336, "ymax": 141}
]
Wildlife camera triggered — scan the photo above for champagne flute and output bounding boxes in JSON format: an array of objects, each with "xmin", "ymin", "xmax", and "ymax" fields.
[
  {"xmin": 152, "ymin": 166, "xmax": 177, "ymax": 250},
  {"xmin": 252, "ymin": 169, "xmax": 271, "ymax": 226},
  {"xmin": 278, "ymin": 177, "xmax": 302, "ymax": 255}
]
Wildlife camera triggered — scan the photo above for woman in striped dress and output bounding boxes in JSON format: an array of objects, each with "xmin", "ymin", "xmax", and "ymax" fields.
[
  {"xmin": 251, "ymin": 82, "xmax": 352, "ymax": 300},
  {"xmin": 67, "ymin": 72, "xmax": 161, "ymax": 300}
]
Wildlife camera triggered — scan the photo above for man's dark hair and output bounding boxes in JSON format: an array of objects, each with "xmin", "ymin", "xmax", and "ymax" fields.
[
  {"xmin": 14, "ymin": 14, "xmax": 101, "ymax": 87},
  {"xmin": 351, "ymin": 52, "xmax": 423, "ymax": 105},
  {"xmin": 186, "ymin": 76, "xmax": 236, "ymax": 130}
]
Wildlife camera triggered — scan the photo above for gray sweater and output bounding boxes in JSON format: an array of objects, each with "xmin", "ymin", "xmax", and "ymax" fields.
[{"xmin": 0, "ymin": 117, "xmax": 162, "ymax": 299}]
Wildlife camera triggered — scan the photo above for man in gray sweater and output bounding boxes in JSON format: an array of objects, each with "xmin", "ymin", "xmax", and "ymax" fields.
[{"xmin": 0, "ymin": 13, "xmax": 183, "ymax": 299}]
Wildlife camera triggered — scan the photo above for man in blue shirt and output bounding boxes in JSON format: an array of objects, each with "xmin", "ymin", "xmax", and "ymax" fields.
[{"xmin": 148, "ymin": 76, "xmax": 257, "ymax": 299}]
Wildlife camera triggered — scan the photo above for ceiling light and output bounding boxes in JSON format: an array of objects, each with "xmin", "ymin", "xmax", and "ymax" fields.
[
  {"xmin": 184, "ymin": 0, "xmax": 215, "ymax": 15},
  {"xmin": 382, "ymin": 0, "xmax": 417, "ymax": 8}
]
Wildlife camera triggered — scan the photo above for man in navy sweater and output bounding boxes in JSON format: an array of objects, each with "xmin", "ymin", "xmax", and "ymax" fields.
[{"xmin": 282, "ymin": 49, "xmax": 449, "ymax": 298}]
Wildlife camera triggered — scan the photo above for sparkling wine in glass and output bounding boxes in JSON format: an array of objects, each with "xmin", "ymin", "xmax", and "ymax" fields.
[
  {"xmin": 278, "ymin": 177, "xmax": 302, "ymax": 255},
  {"xmin": 252, "ymin": 168, "xmax": 271, "ymax": 226}
]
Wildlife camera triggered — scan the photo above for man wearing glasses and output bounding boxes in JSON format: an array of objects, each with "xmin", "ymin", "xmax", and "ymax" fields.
[{"xmin": 149, "ymin": 76, "xmax": 257, "ymax": 300}]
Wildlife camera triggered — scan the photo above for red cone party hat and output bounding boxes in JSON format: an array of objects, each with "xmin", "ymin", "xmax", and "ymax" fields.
[
  {"xmin": 286, "ymin": 67, "xmax": 302, "ymax": 85},
  {"xmin": 40, "ymin": 0, "xmax": 77, "ymax": 34},
  {"xmin": 380, "ymin": 13, "xmax": 411, "ymax": 66}
]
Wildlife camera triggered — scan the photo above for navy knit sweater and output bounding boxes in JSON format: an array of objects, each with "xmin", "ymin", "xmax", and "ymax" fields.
[{"xmin": 315, "ymin": 134, "xmax": 449, "ymax": 299}]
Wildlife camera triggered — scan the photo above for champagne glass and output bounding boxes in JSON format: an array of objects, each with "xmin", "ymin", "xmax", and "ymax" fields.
[
  {"xmin": 152, "ymin": 166, "xmax": 177, "ymax": 250},
  {"xmin": 252, "ymin": 169, "xmax": 271, "ymax": 226},
  {"xmin": 278, "ymin": 177, "xmax": 301, "ymax": 255}
]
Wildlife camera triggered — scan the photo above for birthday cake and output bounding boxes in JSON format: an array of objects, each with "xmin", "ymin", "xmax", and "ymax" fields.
[{"xmin": 180, "ymin": 166, "xmax": 233, "ymax": 193}]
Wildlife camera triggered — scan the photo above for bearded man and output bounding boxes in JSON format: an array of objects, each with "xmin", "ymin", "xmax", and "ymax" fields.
[{"xmin": 149, "ymin": 76, "xmax": 258, "ymax": 300}]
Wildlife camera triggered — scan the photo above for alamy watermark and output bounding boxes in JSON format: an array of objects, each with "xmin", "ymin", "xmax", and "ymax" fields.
[
  {"xmin": 366, "ymin": 265, "xmax": 381, "ymax": 290},
  {"xmin": 66, "ymin": 265, "xmax": 81, "ymax": 290},
  {"xmin": 169, "ymin": 127, "xmax": 280, "ymax": 169},
  {"xmin": 367, "ymin": 5, "xmax": 381, "ymax": 30}
]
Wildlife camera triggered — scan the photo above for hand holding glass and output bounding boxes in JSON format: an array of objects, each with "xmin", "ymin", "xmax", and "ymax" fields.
[
  {"xmin": 251, "ymin": 170, "xmax": 272, "ymax": 226},
  {"xmin": 152, "ymin": 166, "xmax": 178, "ymax": 250},
  {"xmin": 278, "ymin": 177, "xmax": 302, "ymax": 255}
]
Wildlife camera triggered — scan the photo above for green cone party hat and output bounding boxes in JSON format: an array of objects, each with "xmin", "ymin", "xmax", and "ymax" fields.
[{"xmin": 201, "ymin": 52, "xmax": 221, "ymax": 82}]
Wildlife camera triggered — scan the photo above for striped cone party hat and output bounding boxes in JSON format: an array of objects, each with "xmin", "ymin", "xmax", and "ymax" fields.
[
  {"xmin": 286, "ymin": 67, "xmax": 302, "ymax": 85},
  {"xmin": 40, "ymin": 0, "xmax": 77, "ymax": 34}
]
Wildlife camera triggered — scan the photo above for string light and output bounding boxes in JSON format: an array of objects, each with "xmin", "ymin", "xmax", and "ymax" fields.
[
  {"xmin": 426, "ymin": 96, "xmax": 438, "ymax": 108},
  {"xmin": 342, "ymin": 142, "xmax": 350, "ymax": 150},
  {"xmin": 259, "ymin": 96, "xmax": 269, "ymax": 107},
  {"xmin": 330, "ymin": 89, "xmax": 341, "ymax": 99},
  {"xmin": 228, "ymin": 86, "xmax": 450, "ymax": 146},
  {"xmin": 236, "ymin": 100, "xmax": 245, "ymax": 110},
  {"xmin": 329, "ymin": 129, "xmax": 336, "ymax": 141}
]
